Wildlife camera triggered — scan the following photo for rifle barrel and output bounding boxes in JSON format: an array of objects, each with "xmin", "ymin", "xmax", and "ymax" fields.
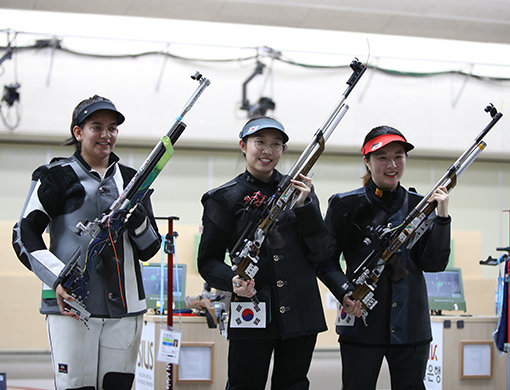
[
  {"xmin": 109, "ymin": 74, "xmax": 210, "ymax": 212},
  {"xmin": 403, "ymin": 105, "xmax": 502, "ymax": 227}
]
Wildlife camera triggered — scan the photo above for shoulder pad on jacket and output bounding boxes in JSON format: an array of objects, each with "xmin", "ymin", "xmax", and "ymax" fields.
[
  {"xmin": 32, "ymin": 156, "xmax": 71, "ymax": 181},
  {"xmin": 328, "ymin": 187, "xmax": 365, "ymax": 203},
  {"xmin": 49, "ymin": 156, "xmax": 67, "ymax": 164},
  {"xmin": 203, "ymin": 179, "xmax": 237, "ymax": 199}
]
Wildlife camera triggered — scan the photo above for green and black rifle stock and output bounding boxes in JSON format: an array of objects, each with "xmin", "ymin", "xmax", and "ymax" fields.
[
  {"xmin": 230, "ymin": 58, "xmax": 367, "ymax": 290},
  {"xmin": 74, "ymin": 71, "xmax": 210, "ymax": 254},
  {"xmin": 350, "ymin": 103, "xmax": 503, "ymax": 326},
  {"xmin": 60, "ymin": 72, "xmax": 210, "ymax": 324}
]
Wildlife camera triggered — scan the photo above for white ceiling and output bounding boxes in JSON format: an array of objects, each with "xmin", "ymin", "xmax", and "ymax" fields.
[{"xmin": 2, "ymin": 0, "xmax": 510, "ymax": 44}]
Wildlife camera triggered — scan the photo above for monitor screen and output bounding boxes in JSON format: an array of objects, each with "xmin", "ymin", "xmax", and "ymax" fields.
[
  {"xmin": 423, "ymin": 268, "xmax": 467, "ymax": 313},
  {"xmin": 141, "ymin": 263, "xmax": 187, "ymax": 311}
]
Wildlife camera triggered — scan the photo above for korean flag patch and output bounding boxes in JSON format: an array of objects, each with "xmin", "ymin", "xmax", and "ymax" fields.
[
  {"xmin": 230, "ymin": 302, "xmax": 266, "ymax": 328},
  {"xmin": 335, "ymin": 302, "xmax": 355, "ymax": 327}
]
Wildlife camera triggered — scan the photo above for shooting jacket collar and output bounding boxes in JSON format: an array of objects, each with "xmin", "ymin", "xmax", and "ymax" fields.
[
  {"xmin": 366, "ymin": 179, "xmax": 405, "ymax": 215},
  {"xmin": 242, "ymin": 170, "xmax": 282, "ymax": 200},
  {"xmin": 243, "ymin": 169, "xmax": 281, "ymax": 186},
  {"xmin": 73, "ymin": 150, "xmax": 119, "ymax": 180}
]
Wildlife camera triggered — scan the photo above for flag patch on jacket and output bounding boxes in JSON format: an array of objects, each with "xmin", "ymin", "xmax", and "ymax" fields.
[{"xmin": 230, "ymin": 302, "xmax": 266, "ymax": 328}]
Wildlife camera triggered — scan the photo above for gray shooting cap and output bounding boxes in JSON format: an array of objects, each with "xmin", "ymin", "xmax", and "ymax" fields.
[{"xmin": 239, "ymin": 117, "xmax": 289, "ymax": 143}]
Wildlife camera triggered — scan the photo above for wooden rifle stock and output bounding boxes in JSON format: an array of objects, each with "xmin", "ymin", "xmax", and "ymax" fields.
[{"xmin": 231, "ymin": 58, "xmax": 367, "ymax": 281}]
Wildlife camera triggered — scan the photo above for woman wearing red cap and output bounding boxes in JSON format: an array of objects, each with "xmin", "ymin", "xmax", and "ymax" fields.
[
  {"xmin": 318, "ymin": 125, "xmax": 451, "ymax": 389},
  {"xmin": 198, "ymin": 116, "xmax": 334, "ymax": 389}
]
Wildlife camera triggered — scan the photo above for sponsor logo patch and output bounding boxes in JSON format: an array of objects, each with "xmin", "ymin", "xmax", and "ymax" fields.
[
  {"xmin": 371, "ymin": 141, "xmax": 382, "ymax": 151},
  {"xmin": 58, "ymin": 363, "xmax": 68, "ymax": 374}
]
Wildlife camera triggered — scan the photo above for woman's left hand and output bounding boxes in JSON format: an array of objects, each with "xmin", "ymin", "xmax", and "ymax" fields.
[
  {"xmin": 428, "ymin": 185, "xmax": 449, "ymax": 217},
  {"xmin": 291, "ymin": 173, "xmax": 312, "ymax": 208},
  {"xmin": 232, "ymin": 275, "xmax": 256, "ymax": 298}
]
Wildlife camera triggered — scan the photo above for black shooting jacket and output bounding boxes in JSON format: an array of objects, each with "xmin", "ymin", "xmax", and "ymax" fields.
[
  {"xmin": 198, "ymin": 170, "xmax": 334, "ymax": 340},
  {"xmin": 318, "ymin": 179, "xmax": 451, "ymax": 346}
]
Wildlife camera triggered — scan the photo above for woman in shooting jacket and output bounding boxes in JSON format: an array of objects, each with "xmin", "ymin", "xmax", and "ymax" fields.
[
  {"xmin": 198, "ymin": 116, "xmax": 334, "ymax": 390},
  {"xmin": 318, "ymin": 126, "xmax": 451, "ymax": 390},
  {"xmin": 12, "ymin": 95, "xmax": 160, "ymax": 389}
]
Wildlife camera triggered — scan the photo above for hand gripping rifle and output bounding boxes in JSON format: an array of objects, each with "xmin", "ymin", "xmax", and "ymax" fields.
[
  {"xmin": 349, "ymin": 103, "xmax": 503, "ymax": 326},
  {"xmin": 59, "ymin": 72, "xmax": 210, "ymax": 323},
  {"xmin": 230, "ymin": 59, "xmax": 366, "ymax": 299}
]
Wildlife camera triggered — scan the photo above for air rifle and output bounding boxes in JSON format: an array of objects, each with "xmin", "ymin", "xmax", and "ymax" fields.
[
  {"xmin": 59, "ymin": 72, "xmax": 210, "ymax": 321},
  {"xmin": 349, "ymin": 103, "xmax": 503, "ymax": 326},
  {"xmin": 230, "ymin": 58, "xmax": 366, "ymax": 289}
]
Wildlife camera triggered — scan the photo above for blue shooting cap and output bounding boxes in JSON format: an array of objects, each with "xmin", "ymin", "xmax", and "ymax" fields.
[
  {"xmin": 239, "ymin": 117, "xmax": 288, "ymax": 143},
  {"xmin": 71, "ymin": 100, "xmax": 125, "ymax": 130}
]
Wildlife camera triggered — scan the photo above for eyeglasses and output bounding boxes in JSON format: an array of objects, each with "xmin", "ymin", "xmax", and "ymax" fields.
[{"xmin": 252, "ymin": 139, "xmax": 284, "ymax": 153}]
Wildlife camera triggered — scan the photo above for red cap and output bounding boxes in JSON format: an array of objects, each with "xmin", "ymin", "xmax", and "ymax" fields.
[{"xmin": 361, "ymin": 134, "xmax": 414, "ymax": 156}]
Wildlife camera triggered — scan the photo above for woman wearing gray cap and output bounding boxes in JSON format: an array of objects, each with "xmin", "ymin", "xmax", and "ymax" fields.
[
  {"xmin": 318, "ymin": 125, "xmax": 451, "ymax": 389},
  {"xmin": 198, "ymin": 116, "xmax": 334, "ymax": 389},
  {"xmin": 12, "ymin": 95, "xmax": 160, "ymax": 389}
]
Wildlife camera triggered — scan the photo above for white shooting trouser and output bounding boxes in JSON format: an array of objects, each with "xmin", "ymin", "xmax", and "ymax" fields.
[{"xmin": 46, "ymin": 314, "xmax": 143, "ymax": 390}]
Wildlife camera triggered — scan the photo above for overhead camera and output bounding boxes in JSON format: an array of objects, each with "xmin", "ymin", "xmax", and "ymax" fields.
[
  {"xmin": 248, "ymin": 96, "xmax": 276, "ymax": 117},
  {"xmin": 2, "ymin": 82, "xmax": 20, "ymax": 107},
  {"xmin": 0, "ymin": 43, "xmax": 21, "ymax": 131},
  {"xmin": 0, "ymin": 82, "xmax": 21, "ymax": 131},
  {"xmin": 240, "ymin": 61, "xmax": 276, "ymax": 119}
]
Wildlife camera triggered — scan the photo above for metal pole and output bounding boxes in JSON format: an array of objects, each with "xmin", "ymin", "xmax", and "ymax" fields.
[{"xmin": 155, "ymin": 216, "xmax": 179, "ymax": 390}]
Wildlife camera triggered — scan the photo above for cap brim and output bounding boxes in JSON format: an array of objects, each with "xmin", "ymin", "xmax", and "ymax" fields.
[
  {"xmin": 362, "ymin": 134, "xmax": 414, "ymax": 155},
  {"xmin": 73, "ymin": 101, "xmax": 125, "ymax": 128},
  {"xmin": 239, "ymin": 117, "xmax": 288, "ymax": 143}
]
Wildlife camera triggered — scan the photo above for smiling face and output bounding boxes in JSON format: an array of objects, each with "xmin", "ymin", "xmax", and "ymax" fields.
[
  {"xmin": 73, "ymin": 110, "xmax": 119, "ymax": 169},
  {"xmin": 239, "ymin": 128, "xmax": 285, "ymax": 182},
  {"xmin": 364, "ymin": 142, "xmax": 407, "ymax": 190}
]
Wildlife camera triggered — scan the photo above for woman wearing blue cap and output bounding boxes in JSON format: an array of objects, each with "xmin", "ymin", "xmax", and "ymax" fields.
[
  {"xmin": 318, "ymin": 125, "xmax": 451, "ymax": 389},
  {"xmin": 12, "ymin": 95, "xmax": 160, "ymax": 389},
  {"xmin": 198, "ymin": 116, "xmax": 334, "ymax": 389}
]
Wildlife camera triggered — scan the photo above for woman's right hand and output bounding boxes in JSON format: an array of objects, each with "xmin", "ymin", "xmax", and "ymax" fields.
[
  {"xmin": 291, "ymin": 173, "xmax": 312, "ymax": 208},
  {"xmin": 55, "ymin": 284, "xmax": 80, "ymax": 320},
  {"xmin": 343, "ymin": 294, "xmax": 363, "ymax": 318},
  {"xmin": 232, "ymin": 275, "xmax": 256, "ymax": 298}
]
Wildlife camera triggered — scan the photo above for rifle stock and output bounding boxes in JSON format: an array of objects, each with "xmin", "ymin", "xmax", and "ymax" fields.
[
  {"xmin": 349, "ymin": 104, "xmax": 503, "ymax": 325},
  {"xmin": 77, "ymin": 71, "xmax": 209, "ymax": 243}
]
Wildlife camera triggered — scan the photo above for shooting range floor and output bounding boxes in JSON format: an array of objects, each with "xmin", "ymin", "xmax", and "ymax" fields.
[{"xmin": 0, "ymin": 350, "xmax": 391, "ymax": 389}]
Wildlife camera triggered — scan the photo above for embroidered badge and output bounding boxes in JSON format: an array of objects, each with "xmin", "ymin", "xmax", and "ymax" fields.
[{"xmin": 58, "ymin": 363, "xmax": 68, "ymax": 374}]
